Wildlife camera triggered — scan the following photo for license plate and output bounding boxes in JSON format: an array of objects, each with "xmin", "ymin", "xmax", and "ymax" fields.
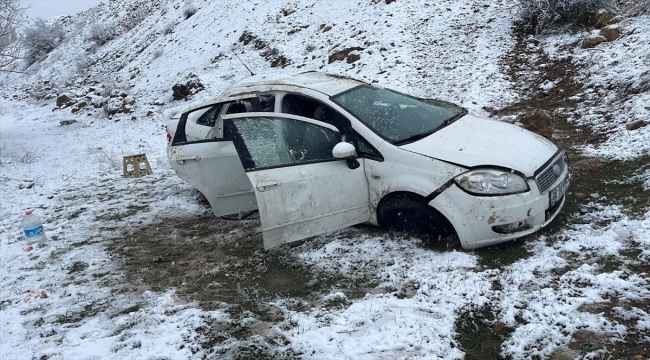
[{"xmin": 549, "ymin": 175, "xmax": 570, "ymax": 207}]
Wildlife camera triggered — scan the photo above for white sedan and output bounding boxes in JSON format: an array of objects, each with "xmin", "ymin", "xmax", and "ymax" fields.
[{"xmin": 166, "ymin": 72, "xmax": 569, "ymax": 250}]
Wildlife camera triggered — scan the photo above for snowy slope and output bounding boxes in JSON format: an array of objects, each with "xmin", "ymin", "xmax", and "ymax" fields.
[{"xmin": 23, "ymin": 0, "xmax": 519, "ymax": 117}]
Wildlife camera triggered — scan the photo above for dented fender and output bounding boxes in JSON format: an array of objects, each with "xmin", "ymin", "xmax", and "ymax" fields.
[{"xmin": 429, "ymin": 181, "xmax": 548, "ymax": 249}]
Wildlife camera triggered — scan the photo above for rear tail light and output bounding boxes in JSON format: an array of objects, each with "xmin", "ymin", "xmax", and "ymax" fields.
[{"xmin": 166, "ymin": 131, "xmax": 172, "ymax": 142}]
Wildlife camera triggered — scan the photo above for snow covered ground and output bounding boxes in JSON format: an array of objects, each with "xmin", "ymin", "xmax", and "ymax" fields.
[
  {"xmin": 541, "ymin": 16, "xmax": 650, "ymax": 160},
  {"xmin": 1, "ymin": 0, "xmax": 650, "ymax": 359}
]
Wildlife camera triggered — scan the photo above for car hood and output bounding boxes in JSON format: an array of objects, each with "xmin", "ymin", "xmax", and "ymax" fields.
[{"xmin": 400, "ymin": 113, "xmax": 558, "ymax": 176}]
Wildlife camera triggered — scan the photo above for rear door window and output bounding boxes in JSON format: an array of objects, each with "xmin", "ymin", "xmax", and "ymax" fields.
[
  {"xmin": 196, "ymin": 104, "xmax": 223, "ymax": 127},
  {"xmin": 226, "ymin": 94, "xmax": 276, "ymax": 114}
]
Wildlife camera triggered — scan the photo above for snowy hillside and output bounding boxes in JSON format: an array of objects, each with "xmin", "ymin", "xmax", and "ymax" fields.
[{"xmin": 1, "ymin": 0, "xmax": 650, "ymax": 359}]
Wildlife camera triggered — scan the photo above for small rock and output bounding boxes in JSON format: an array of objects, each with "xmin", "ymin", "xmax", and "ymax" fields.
[
  {"xmin": 59, "ymin": 120, "xmax": 77, "ymax": 126},
  {"xmin": 386, "ymin": 0, "xmax": 396, "ymax": 4},
  {"xmin": 18, "ymin": 181, "xmax": 35, "ymax": 189},
  {"xmin": 329, "ymin": 47, "xmax": 364, "ymax": 64},
  {"xmin": 147, "ymin": 110, "xmax": 154, "ymax": 116},
  {"xmin": 346, "ymin": 53, "xmax": 361, "ymax": 63},
  {"xmin": 599, "ymin": 26, "xmax": 620, "ymax": 41},
  {"xmin": 581, "ymin": 36, "xmax": 607, "ymax": 49},
  {"xmin": 281, "ymin": 8, "xmax": 295, "ymax": 16},
  {"xmin": 322, "ymin": 25, "xmax": 332, "ymax": 33},
  {"xmin": 626, "ymin": 120, "xmax": 647, "ymax": 131},
  {"xmin": 172, "ymin": 83, "xmax": 189, "ymax": 100},
  {"xmin": 56, "ymin": 94, "xmax": 70, "ymax": 107}
]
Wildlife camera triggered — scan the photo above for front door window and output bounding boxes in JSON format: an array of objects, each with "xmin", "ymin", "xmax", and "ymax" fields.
[{"xmin": 226, "ymin": 116, "xmax": 341, "ymax": 171}]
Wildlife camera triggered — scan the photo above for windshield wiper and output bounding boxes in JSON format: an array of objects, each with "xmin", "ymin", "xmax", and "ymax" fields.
[
  {"xmin": 437, "ymin": 110, "xmax": 467, "ymax": 129},
  {"xmin": 393, "ymin": 110, "xmax": 468, "ymax": 146},
  {"xmin": 393, "ymin": 131, "xmax": 436, "ymax": 146}
]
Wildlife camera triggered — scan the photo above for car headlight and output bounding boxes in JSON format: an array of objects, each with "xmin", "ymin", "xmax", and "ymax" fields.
[{"xmin": 454, "ymin": 169, "xmax": 529, "ymax": 195}]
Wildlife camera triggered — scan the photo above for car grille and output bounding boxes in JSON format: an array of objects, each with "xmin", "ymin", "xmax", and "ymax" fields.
[{"xmin": 535, "ymin": 152, "xmax": 567, "ymax": 193}]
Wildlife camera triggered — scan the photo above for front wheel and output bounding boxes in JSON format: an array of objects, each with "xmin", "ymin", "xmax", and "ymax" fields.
[{"xmin": 378, "ymin": 195, "xmax": 455, "ymax": 238}]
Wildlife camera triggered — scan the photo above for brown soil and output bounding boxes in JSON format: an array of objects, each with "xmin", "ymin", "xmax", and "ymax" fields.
[{"xmin": 457, "ymin": 31, "xmax": 650, "ymax": 359}]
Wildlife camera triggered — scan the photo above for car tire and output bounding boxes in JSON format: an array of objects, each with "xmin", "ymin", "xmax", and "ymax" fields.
[{"xmin": 378, "ymin": 194, "xmax": 454, "ymax": 237}]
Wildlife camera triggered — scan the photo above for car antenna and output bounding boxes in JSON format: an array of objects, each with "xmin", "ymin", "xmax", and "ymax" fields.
[{"xmin": 232, "ymin": 51, "xmax": 255, "ymax": 76}]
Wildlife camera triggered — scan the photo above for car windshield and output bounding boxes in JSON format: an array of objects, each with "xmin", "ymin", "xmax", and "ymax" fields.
[{"xmin": 331, "ymin": 85, "xmax": 467, "ymax": 145}]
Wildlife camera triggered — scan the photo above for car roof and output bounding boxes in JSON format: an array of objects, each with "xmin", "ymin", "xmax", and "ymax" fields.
[
  {"xmin": 181, "ymin": 72, "xmax": 367, "ymax": 114},
  {"xmin": 225, "ymin": 71, "xmax": 365, "ymax": 97}
]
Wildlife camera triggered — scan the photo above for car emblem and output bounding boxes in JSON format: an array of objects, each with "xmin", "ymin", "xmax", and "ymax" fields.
[{"xmin": 552, "ymin": 164, "xmax": 561, "ymax": 176}]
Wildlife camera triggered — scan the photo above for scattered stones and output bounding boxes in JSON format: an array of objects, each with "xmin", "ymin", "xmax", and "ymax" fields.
[
  {"xmin": 600, "ymin": 26, "xmax": 620, "ymax": 41},
  {"xmin": 104, "ymin": 94, "xmax": 135, "ymax": 116},
  {"xmin": 625, "ymin": 120, "xmax": 647, "ymax": 131},
  {"xmin": 18, "ymin": 180, "xmax": 35, "ymax": 189},
  {"xmin": 172, "ymin": 83, "xmax": 189, "ymax": 100},
  {"xmin": 581, "ymin": 36, "xmax": 607, "ymax": 49},
  {"xmin": 281, "ymin": 8, "xmax": 295, "ymax": 16},
  {"xmin": 346, "ymin": 52, "xmax": 361, "ymax": 63},
  {"xmin": 89, "ymin": 95, "xmax": 106, "ymax": 108},
  {"xmin": 238, "ymin": 31, "xmax": 291, "ymax": 68},
  {"xmin": 329, "ymin": 47, "xmax": 364, "ymax": 64},
  {"xmin": 172, "ymin": 80, "xmax": 205, "ymax": 101},
  {"xmin": 56, "ymin": 93, "xmax": 71, "ymax": 107}
]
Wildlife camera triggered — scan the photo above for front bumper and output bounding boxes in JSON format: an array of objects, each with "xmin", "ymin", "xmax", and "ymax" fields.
[{"xmin": 429, "ymin": 168, "xmax": 569, "ymax": 249}]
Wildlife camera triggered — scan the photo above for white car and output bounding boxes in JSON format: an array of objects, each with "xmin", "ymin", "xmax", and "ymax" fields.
[{"xmin": 167, "ymin": 72, "xmax": 569, "ymax": 250}]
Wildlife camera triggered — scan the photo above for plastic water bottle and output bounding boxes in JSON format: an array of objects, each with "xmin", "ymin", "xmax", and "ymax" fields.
[{"xmin": 22, "ymin": 209, "xmax": 46, "ymax": 246}]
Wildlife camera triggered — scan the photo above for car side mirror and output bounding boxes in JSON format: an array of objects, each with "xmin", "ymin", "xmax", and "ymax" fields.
[
  {"xmin": 332, "ymin": 142, "xmax": 356, "ymax": 159},
  {"xmin": 332, "ymin": 142, "xmax": 360, "ymax": 169}
]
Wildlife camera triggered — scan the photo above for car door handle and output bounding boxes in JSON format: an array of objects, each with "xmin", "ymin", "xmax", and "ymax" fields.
[
  {"xmin": 176, "ymin": 155, "xmax": 201, "ymax": 164},
  {"xmin": 256, "ymin": 181, "xmax": 281, "ymax": 192}
]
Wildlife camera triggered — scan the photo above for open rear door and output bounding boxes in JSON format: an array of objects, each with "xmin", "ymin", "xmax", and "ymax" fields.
[
  {"xmin": 225, "ymin": 113, "xmax": 370, "ymax": 249},
  {"xmin": 169, "ymin": 112, "xmax": 257, "ymax": 217}
]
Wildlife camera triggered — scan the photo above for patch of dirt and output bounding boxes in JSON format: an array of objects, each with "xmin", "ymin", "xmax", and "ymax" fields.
[
  {"xmin": 458, "ymin": 28, "xmax": 650, "ymax": 358},
  {"xmin": 106, "ymin": 213, "xmax": 310, "ymax": 311},
  {"xmin": 105, "ymin": 201, "xmax": 380, "ymax": 348}
]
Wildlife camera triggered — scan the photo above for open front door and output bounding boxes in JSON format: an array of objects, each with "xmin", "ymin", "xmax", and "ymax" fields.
[
  {"xmin": 169, "ymin": 113, "xmax": 256, "ymax": 217},
  {"xmin": 225, "ymin": 114, "xmax": 370, "ymax": 249}
]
